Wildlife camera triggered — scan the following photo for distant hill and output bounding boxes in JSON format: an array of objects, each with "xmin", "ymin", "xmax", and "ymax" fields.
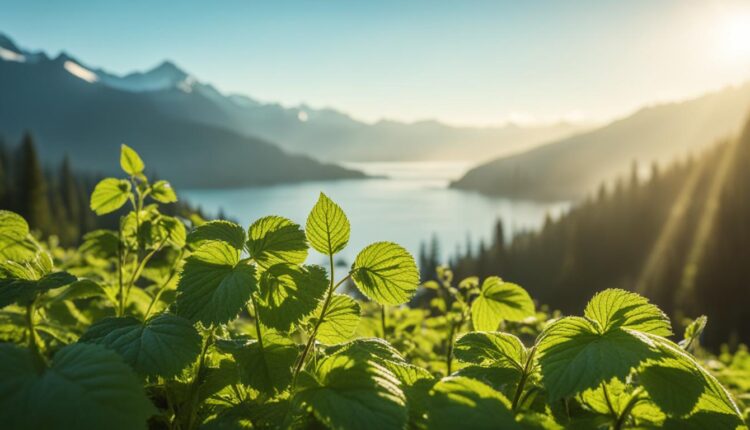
[
  {"xmin": 449, "ymin": 117, "xmax": 750, "ymax": 345},
  {"xmin": 0, "ymin": 32, "xmax": 587, "ymax": 167},
  {"xmin": 451, "ymin": 83, "xmax": 750, "ymax": 200},
  {"xmin": 0, "ymin": 35, "xmax": 364, "ymax": 188}
]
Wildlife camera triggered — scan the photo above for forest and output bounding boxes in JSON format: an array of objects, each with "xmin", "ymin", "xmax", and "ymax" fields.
[
  {"xmin": 438, "ymin": 117, "xmax": 750, "ymax": 348},
  {"xmin": 0, "ymin": 144, "xmax": 748, "ymax": 429}
]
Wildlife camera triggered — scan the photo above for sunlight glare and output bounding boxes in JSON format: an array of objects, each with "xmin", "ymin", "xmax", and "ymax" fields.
[{"xmin": 718, "ymin": 9, "xmax": 750, "ymax": 62}]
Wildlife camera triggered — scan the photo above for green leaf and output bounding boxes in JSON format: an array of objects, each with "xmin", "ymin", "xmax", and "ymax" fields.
[
  {"xmin": 0, "ymin": 210, "xmax": 28, "ymax": 240},
  {"xmin": 255, "ymin": 264, "xmax": 328, "ymax": 332},
  {"xmin": 0, "ymin": 271, "xmax": 76, "ymax": 308},
  {"xmin": 309, "ymin": 294, "xmax": 361, "ymax": 344},
  {"xmin": 584, "ymin": 289, "xmax": 672, "ymax": 336},
  {"xmin": 80, "ymin": 313, "xmax": 202, "ymax": 377},
  {"xmin": 90, "ymin": 178, "xmax": 132, "ymax": 215},
  {"xmin": 176, "ymin": 242, "xmax": 257, "ymax": 325},
  {"xmin": 150, "ymin": 180, "xmax": 177, "ymax": 203},
  {"xmin": 454, "ymin": 331, "xmax": 526, "ymax": 371},
  {"xmin": 120, "ymin": 144, "xmax": 144, "ymax": 175},
  {"xmin": 0, "ymin": 211, "xmax": 37, "ymax": 261},
  {"xmin": 157, "ymin": 215, "xmax": 186, "ymax": 247},
  {"xmin": 537, "ymin": 316, "xmax": 659, "ymax": 400},
  {"xmin": 639, "ymin": 358, "xmax": 705, "ymax": 417},
  {"xmin": 305, "ymin": 192, "xmax": 350, "ymax": 255},
  {"xmin": 351, "ymin": 241, "xmax": 419, "ymax": 305},
  {"xmin": 471, "ymin": 277, "xmax": 534, "ymax": 331},
  {"xmin": 246, "ymin": 216, "xmax": 308, "ymax": 268},
  {"xmin": 679, "ymin": 315, "xmax": 707, "ymax": 350},
  {"xmin": 325, "ymin": 337, "xmax": 406, "ymax": 364},
  {"xmin": 80, "ymin": 229, "xmax": 120, "ymax": 258},
  {"xmin": 295, "ymin": 354, "xmax": 408, "ymax": 430},
  {"xmin": 217, "ymin": 332, "xmax": 298, "ymax": 394},
  {"xmin": 643, "ymin": 333, "xmax": 744, "ymax": 423},
  {"xmin": 187, "ymin": 220, "xmax": 246, "ymax": 250},
  {"xmin": 0, "ymin": 343, "xmax": 155, "ymax": 430},
  {"xmin": 427, "ymin": 376, "xmax": 520, "ymax": 430}
]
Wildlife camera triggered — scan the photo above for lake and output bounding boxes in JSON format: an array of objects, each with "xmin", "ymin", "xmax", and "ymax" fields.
[{"xmin": 182, "ymin": 162, "xmax": 570, "ymax": 267}]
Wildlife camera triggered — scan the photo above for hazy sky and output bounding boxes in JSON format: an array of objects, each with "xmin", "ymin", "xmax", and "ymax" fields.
[{"xmin": 2, "ymin": 0, "xmax": 749, "ymax": 126}]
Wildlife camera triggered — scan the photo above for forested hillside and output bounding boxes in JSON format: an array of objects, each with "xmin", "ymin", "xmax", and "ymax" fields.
[
  {"xmin": 447, "ymin": 116, "xmax": 750, "ymax": 346},
  {"xmin": 452, "ymin": 83, "xmax": 750, "ymax": 200},
  {"xmin": 0, "ymin": 133, "xmax": 199, "ymax": 245}
]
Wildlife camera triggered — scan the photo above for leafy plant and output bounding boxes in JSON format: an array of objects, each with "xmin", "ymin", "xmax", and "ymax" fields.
[{"xmin": 0, "ymin": 145, "xmax": 747, "ymax": 429}]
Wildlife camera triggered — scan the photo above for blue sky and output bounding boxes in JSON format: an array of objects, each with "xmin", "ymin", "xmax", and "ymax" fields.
[{"xmin": 2, "ymin": 0, "xmax": 749, "ymax": 126}]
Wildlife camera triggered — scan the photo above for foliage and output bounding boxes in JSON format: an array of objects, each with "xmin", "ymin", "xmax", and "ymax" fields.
[{"xmin": 0, "ymin": 146, "xmax": 747, "ymax": 429}]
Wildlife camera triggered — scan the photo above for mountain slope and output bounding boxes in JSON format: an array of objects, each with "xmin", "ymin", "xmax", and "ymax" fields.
[
  {"xmin": 0, "ymin": 32, "xmax": 587, "ymax": 165},
  {"xmin": 451, "ymin": 83, "xmax": 750, "ymax": 200},
  {"xmin": 0, "ymin": 44, "xmax": 364, "ymax": 188}
]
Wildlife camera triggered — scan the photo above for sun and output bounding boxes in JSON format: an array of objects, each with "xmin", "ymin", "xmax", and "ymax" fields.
[{"xmin": 718, "ymin": 9, "xmax": 750, "ymax": 62}]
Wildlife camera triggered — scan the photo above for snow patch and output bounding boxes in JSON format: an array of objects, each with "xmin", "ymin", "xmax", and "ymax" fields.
[
  {"xmin": 0, "ymin": 46, "xmax": 25, "ymax": 62},
  {"xmin": 64, "ymin": 60, "xmax": 98, "ymax": 83},
  {"xmin": 297, "ymin": 111, "xmax": 309, "ymax": 122},
  {"xmin": 177, "ymin": 76, "xmax": 196, "ymax": 93}
]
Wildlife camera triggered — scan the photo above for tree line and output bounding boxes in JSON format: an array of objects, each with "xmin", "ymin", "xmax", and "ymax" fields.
[
  {"xmin": 429, "ymin": 117, "xmax": 750, "ymax": 347},
  {"xmin": 0, "ymin": 132, "xmax": 202, "ymax": 246}
]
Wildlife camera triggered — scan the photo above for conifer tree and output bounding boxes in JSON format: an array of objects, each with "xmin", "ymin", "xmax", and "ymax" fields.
[{"xmin": 15, "ymin": 133, "xmax": 51, "ymax": 233}]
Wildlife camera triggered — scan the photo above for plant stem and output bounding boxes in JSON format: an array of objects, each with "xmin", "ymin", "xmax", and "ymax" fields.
[
  {"xmin": 185, "ymin": 328, "xmax": 214, "ymax": 430},
  {"xmin": 601, "ymin": 381, "xmax": 617, "ymax": 419},
  {"xmin": 26, "ymin": 300, "xmax": 46, "ymax": 369},
  {"xmin": 252, "ymin": 301, "xmax": 264, "ymax": 350},
  {"xmin": 117, "ymin": 216, "xmax": 125, "ymax": 317},
  {"xmin": 445, "ymin": 311, "xmax": 467, "ymax": 375},
  {"xmin": 143, "ymin": 249, "xmax": 184, "ymax": 320},
  {"xmin": 125, "ymin": 236, "xmax": 168, "ymax": 305},
  {"xmin": 614, "ymin": 387, "xmax": 643, "ymax": 430},
  {"xmin": 380, "ymin": 305, "xmax": 387, "ymax": 340},
  {"xmin": 291, "ymin": 256, "xmax": 350, "ymax": 383},
  {"xmin": 512, "ymin": 346, "xmax": 537, "ymax": 411}
]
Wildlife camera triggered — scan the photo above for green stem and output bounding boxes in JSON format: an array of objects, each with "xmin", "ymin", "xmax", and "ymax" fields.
[
  {"xmin": 614, "ymin": 387, "xmax": 643, "ymax": 430},
  {"xmin": 143, "ymin": 249, "xmax": 184, "ymax": 320},
  {"xmin": 26, "ymin": 301, "xmax": 46, "ymax": 369},
  {"xmin": 185, "ymin": 328, "xmax": 214, "ymax": 430},
  {"xmin": 252, "ymin": 302, "xmax": 264, "ymax": 350},
  {"xmin": 117, "ymin": 216, "xmax": 125, "ymax": 317},
  {"xmin": 291, "ymin": 257, "xmax": 350, "ymax": 383},
  {"xmin": 601, "ymin": 381, "xmax": 617, "ymax": 419},
  {"xmin": 446, "ymin": 311, "xmax": 467, "ymax": 376},
  {"xmin": 512, "ymin": 346, "xmax": 537, "ymax": 411},
  {"xmin": 125, "ymin": 236, "xmax": 168, "ymax": 306},
  {"xmin": 380, "ymin": 305, "xmax": 387, "ymax": 340}
]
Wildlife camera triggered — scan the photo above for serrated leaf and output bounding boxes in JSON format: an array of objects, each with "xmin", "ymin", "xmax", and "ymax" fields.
[
  {"xmin": 0, "ymin": 210, "xmax": 28, "ymax": 240},
  {"xmin": 639, "ymin": 358, "xmax": 705, "ymax": 417},
  {"xmin": 246, "ymin": 216, "xmax": 308, "ymax": 268},
  {"xmin": 150, "ymin": 180, "xmax": 177, "ymax": 203},
  {"xmin": 80, "ymin": 229, "xmax": 120, "ymax": 258},
  {"xmin": 471, "ymin": 277, "xmax": 534, "ymax": 331},
  {"xmin": 217, "ymin": 333, "xmax": 298, "ymax": 394},
  {"xmin": 453, "ymin": 365, "xmax": 522, "ymax": 392},
  {"xmin": 679, "ymin": 316, "xmax": 707, "ymax": 350},
  {"xmin": 255, "ymin": 264, "xmax": 328, "ymax": 332},
  {"xmin": 157, "ymin": 215, "xmax": 186, "ymax": 247},
  {"xmin": 306, "ymin": 192, "xmax": 350, "ymax": 256},
  {"xmin": 326, "ymin": 337, "xmax": 406, "ymax": 364},
  {"xmin": 351, "ymin": 241, "xmax": 419, "ymax": 305},
  {"xmin": 295, "ymin": 354, "xmax": 408, "ymax": 430},
  {"xmin": 0, "ymin": 343, "xmax": 155, "ymax": 430},
  {"xmin": 80, "ymin": 313, "xmax": 201, "ymax": 377},
  {"xmin": 187, "ymin": 220, "xmax": 246, "ymax": 250},
  {"xmin": 0, "ymin": 211, "xmax": 36, "ymax": 261},
  {"xmin": 643, "ymin": 333, "xmax": 744, "ymax": 423},
  {"xmin": 427, "ymin": 376, "xmax": 520, "ymax": 430},
  {"xmin": 176, "ymin": 241, "xmax": 257, "ymax": 325},
  {"xmin": 90, "ymin": 178, "xmax": 132, "ymax": 215},
  {"xmin": 584, "ymin": 289, "xmax": 672, "ymax": 336},
  {"xmin": 454, "ymin": 331, "xmax": 526, "ymax": 371},
  {"xmin": 0, "ymin": 271, "xmax": 76, "ymax": 308},
  {"xmin": 309, "ymin": 294, "xmax": 361, "ymax": 344},
  {"xmin": 537, "ymin": 316, "xmax": 659, "ymax": 400},
  {"xmin": 120, "ymin": 144, "xmax": 144, "ymax": 175}
]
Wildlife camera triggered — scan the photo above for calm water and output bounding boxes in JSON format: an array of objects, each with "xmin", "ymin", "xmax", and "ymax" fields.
[{"xmin": 182, "ymin": 162, "xmax": 570, "ymax": 267}]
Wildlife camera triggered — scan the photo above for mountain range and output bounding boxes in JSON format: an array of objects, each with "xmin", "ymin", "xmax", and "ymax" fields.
[
  {"xmin": 0, "ymin": 32, "xmax": 585, "ymax": 190},
  {"xmin": 452, "ymin": 82, "xmax": 750, "ymax": 200}
]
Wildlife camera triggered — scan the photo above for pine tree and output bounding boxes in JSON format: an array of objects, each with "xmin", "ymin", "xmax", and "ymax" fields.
[
  {"xmin": 15, "ymin": 133, "xmax": 51, "ymax": 233},
  {"xmin": 59, "ymin": 155, "xmax": 81, "ymax": 242},
  {"xmin": 0, "ymin": 137, "xmax": 8, "ymax": 208}
]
